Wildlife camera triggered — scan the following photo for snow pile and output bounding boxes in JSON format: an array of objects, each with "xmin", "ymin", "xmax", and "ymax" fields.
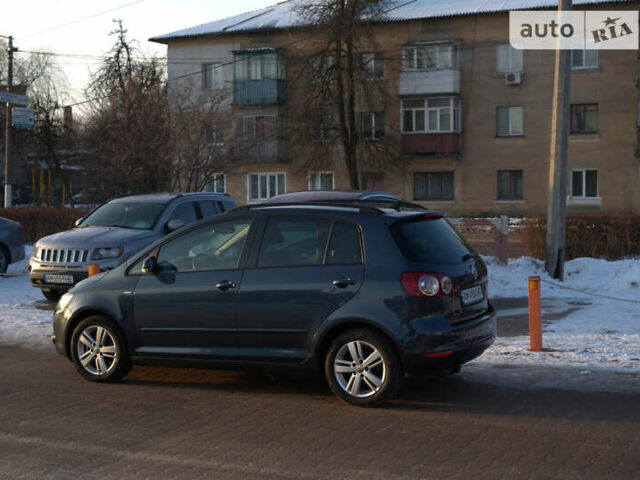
[
  {"xmin": 477, "ymin": 255, "xmax": 640, "ymax": 372},
  {"xmin": 0, "ymin": 247, "xmax": 53, "ymax": 348}
]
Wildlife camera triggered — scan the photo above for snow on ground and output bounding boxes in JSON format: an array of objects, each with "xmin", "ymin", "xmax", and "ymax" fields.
[
  {"xmin": 0, "ymin": 246, "xmax": 53, "ymax": 348},
  {"xmin": 474, "ymin": 256, "xmax": 640, "ymax": 372},
  {"xmin": 1, "ymin": 246, "xmax": 639, "ymax": 374}
]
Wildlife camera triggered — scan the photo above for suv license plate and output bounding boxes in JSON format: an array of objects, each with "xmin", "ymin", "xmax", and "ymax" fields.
[
  {"xmin": 43, "ymin": 274, "xmax": 74, "ymax": 285},
  {"xmin": 460, "ymin": 285, "xmax": 483, "ymax": 306}
]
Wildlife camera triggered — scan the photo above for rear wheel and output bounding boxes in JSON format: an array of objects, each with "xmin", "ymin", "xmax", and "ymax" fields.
[
  {"xmin": 0, "ymin": 245, "xmax": 9, "ymax": 273},
  {"xmin": 324, "ymin": 328, "xmax": 401, "ymax": 407},
  {"xmin": 42, "ymin": 289, "xmax": 62, "ymax": 302},
  {"xmin": 70, "ymin": 316, "xmax": 131, "ymax": 382}
]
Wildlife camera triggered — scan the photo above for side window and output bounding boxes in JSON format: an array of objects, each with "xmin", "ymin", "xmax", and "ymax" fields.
[
  {"xmin": 257, "ymin": 217, "xmax": 331, "ymax": 268},
  {"xmin": 327, "ymin": 222, "xmax": 362, "ymax": 265},
  {"xmin": 155, "ymin": 219, "xmax": 252, "ymax": 272},
  {"xmin": 198, "ymin": 200, "xmax": 217, "ymax": 218},
  {"xmin": 169, "ymin": 202, "xmax": 198, "ymax": 224}
]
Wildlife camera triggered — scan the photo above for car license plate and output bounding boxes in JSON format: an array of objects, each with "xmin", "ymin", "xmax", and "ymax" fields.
[
  {"xmin": 460, "ymin": 285, "xmax": 484, "ymax": 306},
  {"xmin": 43, "ymin": 274, "xmax": 75, "ymax": 285}
]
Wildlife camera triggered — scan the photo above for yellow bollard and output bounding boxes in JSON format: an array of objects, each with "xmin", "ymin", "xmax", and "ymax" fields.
[{"xmin": 528, "ymin": 276, "xmax": 542, "ymax": 351}]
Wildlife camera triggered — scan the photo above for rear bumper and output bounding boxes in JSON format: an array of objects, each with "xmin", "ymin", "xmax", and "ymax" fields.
[{"xmin": 402, "ymin": 306, "xmax": 497, "ymax": 374}]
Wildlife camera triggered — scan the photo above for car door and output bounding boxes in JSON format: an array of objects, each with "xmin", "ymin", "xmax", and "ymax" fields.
[
  {"xmin": 132, "ymin": 217, "xmax": 254, "ymax": 359},
  {"xmin": 237, "ymin": 216, "xmax": 364, "ymax": 363}
]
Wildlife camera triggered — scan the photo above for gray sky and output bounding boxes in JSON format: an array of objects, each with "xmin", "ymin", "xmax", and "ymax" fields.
[{"xmin": 1, "ymin": 0, "xmax": 276, "ymax": 103}]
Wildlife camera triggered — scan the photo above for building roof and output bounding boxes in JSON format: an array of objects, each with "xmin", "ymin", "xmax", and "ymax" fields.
[{"xmin": 149, "ymin": 0, "xmax": 631, "ymax": 43}]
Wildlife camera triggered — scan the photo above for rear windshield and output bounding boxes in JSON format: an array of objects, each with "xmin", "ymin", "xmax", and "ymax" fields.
[
  {"xmin": 391, "ymin": 217, "xmax": 474, "ymax": 264},
  {"xmin": 81, "ymin": 202, "xmax": 166, "ymax": 230}
]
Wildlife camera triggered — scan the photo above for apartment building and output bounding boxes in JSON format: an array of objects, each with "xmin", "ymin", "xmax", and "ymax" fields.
[{"xmin": 150, "ymin": 0, "xmax": 640, "ymax": 215}]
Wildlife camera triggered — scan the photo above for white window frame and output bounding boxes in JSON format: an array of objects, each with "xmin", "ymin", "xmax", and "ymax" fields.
[
  {"xmin": 402, "ymin": 43, "xmax": 458, "ymax": 71},
  {"xmin": 308, "ymin": 171, "xmax": 335, "ymax": 191},
  {"xmin": 361, "ymin": 52, "xmax": 383, "ymax": 80},
  {"xmin": 571, "ymin": 49, "xmax": 598, "ymax": 70},
  {"xmin": 361, "ymin": 111, "xmax": 385, "ymax": 141},
  {"xmin": 495, "ymin": 44, "xmax": 523, "ymax": 73},
  {"xmin": 206, "ymin": 174, "xmax": 226, "ymax": 193},
  {"xmin": 570, "ymin": 169, "xmax": 599, "ymax": 199},
  {"xmin": 496, "ymin": 106, "xmax": 524, "ymax": 137},
  {"xmin": 401, "ymin": 97, "xmax": 460, "ymax": 134},
  {"xmin": 202, "ymin": 63, "xmax": 224, "ymax": 90},
  {"xmin": 240, "ymin": 115, "xmax": 278, "ymax": 140},
  {"xmin": 247, "ymin": 172, "xmax": 286, "ymax": 203}
]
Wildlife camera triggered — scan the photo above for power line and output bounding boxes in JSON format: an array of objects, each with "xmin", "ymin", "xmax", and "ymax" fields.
[{"xmin": 18, "ymin": 0, "xmax": 148, "ymax": 40}]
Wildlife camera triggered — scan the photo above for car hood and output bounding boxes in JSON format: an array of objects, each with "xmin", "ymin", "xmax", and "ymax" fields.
[{"xmin": 37, "ymin": 226, "xmax": 156, "ymax": 248}]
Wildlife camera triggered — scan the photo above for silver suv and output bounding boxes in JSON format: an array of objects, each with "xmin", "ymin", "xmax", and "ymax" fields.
[{"xmin": 30, "ymin": 192, "xmax": 236, "ymax": 301}]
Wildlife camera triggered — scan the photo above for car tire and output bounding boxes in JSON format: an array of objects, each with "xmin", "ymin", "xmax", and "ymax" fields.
[
  {"xmin": 0, "ymin": 245, "xmax": 9, "ymax": 273},
  {"xmin": 324, "ymin": 328, "xmax": 401, "ymax": 407},
  {"xmin": 42, "ymin": 289, "xmax": 62, "ymax": 302},
  {"xmin": 70, "ymin": 316, "xmax": 131, "ymax": 383}
]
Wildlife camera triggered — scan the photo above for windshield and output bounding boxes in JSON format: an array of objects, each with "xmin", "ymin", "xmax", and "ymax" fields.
[
  {"xmin": 391, "ymin": 217, "xmax": 474, "ymax": 264},
  {"xmin": 81, "ymin": 202, "xmax": 166, "ymax": 230}
]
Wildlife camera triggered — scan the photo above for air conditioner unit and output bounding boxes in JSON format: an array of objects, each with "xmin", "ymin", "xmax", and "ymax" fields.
[{"xmin": 505, "ymin": 72, "xmax": 522, "ymax": 85}]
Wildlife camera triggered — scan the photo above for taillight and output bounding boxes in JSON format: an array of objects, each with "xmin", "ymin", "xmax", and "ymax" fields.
[
  {"xmin": 401, "ymin": 272, "xmax": 453, "ymax": 297},
  {"xmin": 19, "ymin": 226, "xmax": 24, "ymax": 233}
]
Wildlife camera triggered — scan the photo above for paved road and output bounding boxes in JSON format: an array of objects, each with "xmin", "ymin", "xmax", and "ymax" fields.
[{"xmin": 1, "ymin": 346, "xmax": 639, "ymax": 480}]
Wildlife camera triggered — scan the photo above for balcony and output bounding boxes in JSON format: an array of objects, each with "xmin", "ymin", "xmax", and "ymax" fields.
[
  {"xmin": 401, "ymin": 133, "xmax": 460, "ymax": 156},
  {"xmin": 233, "ymin": 79, "xmax": 287, "ymax": 105},
  {"xmin": 232, "ymin": 138, "xmax": 288, "ymax": 163},
  {"xmin": 399, "ymin": 69, "xmax": 460, "ymax": 96}
]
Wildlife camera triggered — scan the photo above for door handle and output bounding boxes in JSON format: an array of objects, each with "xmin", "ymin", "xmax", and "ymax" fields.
[
  {"xmin": 332, "ymin": 278, "xmax": 356, "ymax": 288},
  {"xmin": 215, "ymin": 280, "xmax": 237, "ymax": 291}
]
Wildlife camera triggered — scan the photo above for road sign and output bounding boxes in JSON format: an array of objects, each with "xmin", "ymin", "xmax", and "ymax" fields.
[
  {"xmin": 0, "ymin": 91, "xmax": 29, "ymax": 106},
  {"xmin": 12, "ymin": 107, "xmax": 34, "ymax": 129}
]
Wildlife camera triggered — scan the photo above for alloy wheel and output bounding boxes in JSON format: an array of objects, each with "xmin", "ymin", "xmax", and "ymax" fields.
[
  {"xmin": 333, "ymin": 340, "xmax": 386, "ymax": 398},
  {"xmin": 75, "ymin": 325, "xmax": 118, "ymax": 376}
]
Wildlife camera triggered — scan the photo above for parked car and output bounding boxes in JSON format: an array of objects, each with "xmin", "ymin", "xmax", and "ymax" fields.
[
  {"xmin": 52, "ymin": 194, "xmax": 496, "ymax": 406},
  {"xmin": 30, "ymin": 192, "xmax": 237, "ymax": 301},
  {"xmin": 0, "ymin": 216, "xmax": 26, "ymax": 273}
]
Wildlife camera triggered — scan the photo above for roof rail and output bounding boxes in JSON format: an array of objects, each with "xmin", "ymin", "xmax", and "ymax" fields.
[{"xmin": 230, "ymin": 201, "xmax": 387, "ymax": 215}]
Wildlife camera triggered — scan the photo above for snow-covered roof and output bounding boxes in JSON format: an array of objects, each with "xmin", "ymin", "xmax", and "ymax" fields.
[{"xmin": 150, "ymin": 0, "xmax": 632, "ymax": 43}]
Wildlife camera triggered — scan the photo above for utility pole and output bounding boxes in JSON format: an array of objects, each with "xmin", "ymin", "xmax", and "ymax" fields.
[
  {"xmin": 545, "ymin": 0, "xmax": 572, "ymax": 280},
  {"xmin": 3, "ymin": 35, "xmax": 17, "ymax": 208}
]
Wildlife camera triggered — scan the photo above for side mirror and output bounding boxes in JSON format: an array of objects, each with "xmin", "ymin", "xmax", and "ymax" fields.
[
  {"xmin": 75, "ymin": 217, "xmax": 84, "ymax": 227},
  {"xmin": 141, "ymin": 256, "xmax": 158, "ymax": 274},
  {"xmin": 166, "ymin": 219, "xmax": 185, "ymax": 233}
]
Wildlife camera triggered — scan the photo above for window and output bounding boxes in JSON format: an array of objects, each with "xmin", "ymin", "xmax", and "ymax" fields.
[
  {"xmin": 308, "ymin": 171, "xmax": 334, "ymax": 190},
  {"xmin": 156, "ymin": 219, "xmax": 251, "ymax": 273},
  {"xmin": 234, "ymin": 52, "xmax": 283, "ymax": 81},
  {"xmin": 168, "ymin": 202, "xmax": 198, "ymax": 225},
  {"xmin": 571, "ymin": 169, "xmax": 598, "ymax": 198},
  {"xmin": 326, "ymin": 222, "xmax": 362, "ymax": 265},
  {"xmin": 495, "ymin": 44, "xmax": 523, "ymax": 73},
  {"xmin": 257, "ymin": 217, "xmax": 331, "ymax": 268},
  {"xmin": 248, "ymin": 172, "xmax": 285, "ymax": 202},
  {"xmin": 204, "ymin": 121, "xmax": 224, "ymax": 146},
  {"xmin": 414, "ymin": 172, "xmax": 454, "ymax": 200},
  {"xmin": 205, "ymin": 174, "xmax": 225, "ymax": 193},
  {"xmin": 202, "ymin": 63, "xmax": 224, "ymax": 90},
  {"xmin": 362, "ymin": 112, "xmax": 385, "ymax": 141},
  {"xmin": 360, "ymin": 172, "xmax": 384, "ymax": 190},
  {"xmin": 570, "ymin": 104, "xmax": 598, "ymax": 134},
  {"xmin": 402, "ymin": 98, "xmax": 460, "ymax": 133},
  {"xmin": 402, "ymin": 43, "xmax": 458, "ymax": 71},
  {"xmin": 496, "ymin": 106, "xmax": 524, "ymax": 137},
  {"xmin": 571, "ymin": 49, "xmax": 598, "ymax": 69},
  {"xmin": 241, "ymin": 115, "xmax": 278, "ymax": 140},
  {"xmin": 312, "ymin": 114, "xmax": 334, "ymax": 143},
  {"xmin": 362, "ymin": 52, "xmax": 383, "ymax": 80},
  {"xmin": 497, "ymin": 170, "xmax": 524, "ymax": 200},
  {"xmin": 311, "ymin": 55, "xmax": 333, "ymax": 84}
]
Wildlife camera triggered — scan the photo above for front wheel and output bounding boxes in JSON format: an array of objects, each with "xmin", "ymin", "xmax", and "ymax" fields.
[
  {"xmin": 42, "ymin": 289, "xmax": 62, "ymax": 302},
  {"xmin": 324, "ymin": 328, "xmax": 401, "ymax": 407},
  {"xmin": 70, "ymin": 316, "xmax": 131, "ymax": 382}
]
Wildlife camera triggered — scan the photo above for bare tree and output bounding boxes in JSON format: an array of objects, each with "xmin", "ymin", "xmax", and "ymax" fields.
[{"xmin": 291, "ymin": 0, "xmax": 398, "ymax": 189}]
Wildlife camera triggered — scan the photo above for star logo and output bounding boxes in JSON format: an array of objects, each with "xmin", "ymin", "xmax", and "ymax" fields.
[{"xmin": 602, "ymin": 16, "xmax": 620, "ymax": 26}]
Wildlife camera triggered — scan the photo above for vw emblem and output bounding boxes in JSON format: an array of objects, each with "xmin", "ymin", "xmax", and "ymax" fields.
[{"xmin": 469, "ymin": 263, "xmax": 478, "ymax": 280}]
